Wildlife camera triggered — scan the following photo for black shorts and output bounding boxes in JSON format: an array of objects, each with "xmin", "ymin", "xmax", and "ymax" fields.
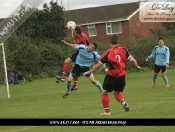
[
  {"xmin": 103, "ymin": 74, "xmax": 125, "ymax": 92},
  {"xmin": 70, "ymin": 52, "xmax": 79, "ymax": 62},
  {"xmin": 153, "ymin": 64, "xmax": 166, "ymax": 73},
  {"xmin": 71, "ymin": 64, "xmax": 91, "ymax": 77}
]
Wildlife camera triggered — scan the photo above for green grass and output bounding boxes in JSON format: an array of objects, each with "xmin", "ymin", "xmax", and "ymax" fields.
[{"xmin": 0, "ymin": 69, "xmax": 175, "ymax": 132}]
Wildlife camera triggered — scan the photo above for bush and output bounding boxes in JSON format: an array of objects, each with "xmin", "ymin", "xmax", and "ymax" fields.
[
  {"xmin": 5, "ymin": 32, "xmax": 175, "ymax": 79},
  {"xmin": 5, "ymin": 33, "xmax": 73, "ymax": 79}
]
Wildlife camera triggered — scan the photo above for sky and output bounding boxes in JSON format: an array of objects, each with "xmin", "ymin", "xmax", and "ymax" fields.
[{"xmin": 0, "ymin": 0, "xmax": 170, "ymax": 18}]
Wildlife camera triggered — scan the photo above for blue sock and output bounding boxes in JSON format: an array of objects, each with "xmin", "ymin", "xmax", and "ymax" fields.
[
  {"xmin": 67, "ymin": 82, "xmax": 71, "ymax": 93},
  {"xmin": 162, "ymin": 76, "xmax": 168, "ymax": 85},
  {"xmin": 94, "ymin": 81, "xmax": 103, "ymax": 92},
  {"xmin": 153, "ymin": 76, "xmax": 157, "ymax": 84}
]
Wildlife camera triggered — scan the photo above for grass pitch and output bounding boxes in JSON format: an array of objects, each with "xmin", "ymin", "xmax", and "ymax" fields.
[{"xmin": 0, "ymin": 69, "xmax": 175, "ymax": 132}]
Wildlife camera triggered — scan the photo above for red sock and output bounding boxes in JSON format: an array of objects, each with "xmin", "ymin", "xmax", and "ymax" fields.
[
  {"xmin": 72, "ymin": 77, "xmax": 78, "ymax": 88},
  {"xmin": 102, "ymin": 94, "xmax": 110, "ymax": 113},
  {"xmin": 115, "ymin": 93, "xmax": 125, "ymax": 104},
  {"xmin": 62, "ymin": 63, "xmax": 69, "ymax": 79}
]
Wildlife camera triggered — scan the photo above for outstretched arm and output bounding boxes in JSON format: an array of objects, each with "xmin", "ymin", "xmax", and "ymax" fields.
[
  {"xmin": 83, "ymin": 62, "xmax": 102, "ymax": 76},
  {"xmin": 61, "ymin": 40, "xmax": 77, "ymax": 48},
  {"xmin": 131, "ymin": 58, "xmax": 141, "ymax": 70},
  {"xmin": 146, "ymin": 47, "xmax": 156, "ymax": 62}
]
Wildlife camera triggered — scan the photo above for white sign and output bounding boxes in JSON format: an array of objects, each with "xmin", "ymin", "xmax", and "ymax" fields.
[{"xmin": 140, "ymin": 2, "xmax": 175, "ymax": 22}]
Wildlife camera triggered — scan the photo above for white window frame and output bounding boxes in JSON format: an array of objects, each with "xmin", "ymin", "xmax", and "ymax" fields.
[
  {"xmin": 87, "ymin": 24, "xmax": 97, "ymax": 37},
  {"xmin": 106, "ymin": 22, "xmax": 122, "ymax": 35}
]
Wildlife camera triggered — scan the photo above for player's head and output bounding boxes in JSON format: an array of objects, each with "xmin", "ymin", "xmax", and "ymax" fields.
[
  {"xmin": 110, "ymin": 34, "xmax": 119, "ymax": 45},
  {"xmin": 158, "ymin": 37, "xmax": 164, "ymax": 47},
  {"xmin": 73, "ymin": 26, "xmax": 82, "ymax": 37},
  {"xmin": 87, "ymin": 43, "xmax": 97, "ymax": 52}
]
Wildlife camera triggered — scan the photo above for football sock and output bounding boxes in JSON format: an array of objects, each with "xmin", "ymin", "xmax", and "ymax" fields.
[
  {"xmin": 62, "ymin": 63, "xmax": 69, "ymax": 79},
  {"xmin": 153, "ymin": 75, "xmax": 157, "ymax": 84},
  {"xmin": 115, "ymin": 93, "xmax": 125, "ymax": 104},
  {"xmin": 102, "ymin": 94, "xmax": 110, "ymax": 113},
  {"xmin": 72, "ymin": 77, "xmax": 78, "ymax": 88},
  {"xmin": 162, "ymin": 76, "xmax": 168, "ymax": 85},
  {"xmin": 67, "ymin": 82, "xmax": 71, "ymax": 93},
  {"xmin": 94, "ymin": 81, "xmax": 103, "ymax": 92}
]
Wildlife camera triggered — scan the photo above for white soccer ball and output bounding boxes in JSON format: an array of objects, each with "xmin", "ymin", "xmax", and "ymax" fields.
[
  {"xmin": 105, "ymin": 68, "xmax": 108, "ymax": 72},
  {"xmin": 67, "ymin": 21, "xmax": 76, "ymax": 30}
]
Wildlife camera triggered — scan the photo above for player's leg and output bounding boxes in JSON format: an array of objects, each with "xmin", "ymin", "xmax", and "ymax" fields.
[
  {"xmin": 161, "ymin": 66, "xmax": 169, "ymax": 88},
  {"xmin": 100, "ymin": 74, "xmax": 114, "ymax": 115},
  {"xmin": 63, "ymin": 64, "xmax": 81, "ymax": 98},
  {"xmin": 69, "ymin": 71, "xmax": 78, "ymax": 91},
  {"xmin": 83, "ymin": 67, "xmax": 103, "ymax": 92},
  {"xmin": 114, "ymin": 91, "xmax": 130, "ymax": 112},
  {"xmin": 71, "ymin": 77, "xmax": 78, "ymax": 91},
  {"xmin": 152, "ymin": 64, "xmax": 160, "ymax": 88},
  {"xmin": 68, "ymin": 65, "xmax": 78, "ymax": 91},
  {"xmin": 113, "ymin": 75, "xmax": 129, "ymax": 112},
  {"xmin": 63, "ymin": 75, "xmax": 73, "ymax": 98},
  {"xmin": 55, "ymin": 57, "xmax": 72, "ymax": 82},
  {"xmin": 152, "ymin": 72, "xmax": 158, "ymax": 88},
  {"xmin": 100, "ymin": 89, "xmax": 110, "ymax": 115},
  {"xmin": 62, "ymin": 57, "xmax": 72, "ymax": 80},
  {"xmin": 87, "ymin": 74, "xmax": 103, "ymax": 92},
  {"xmin": 70, "ymin": 52, "xmax": 79, "ymax": 90}
]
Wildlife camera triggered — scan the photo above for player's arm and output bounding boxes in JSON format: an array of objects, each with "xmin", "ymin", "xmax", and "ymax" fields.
[
  {"xmin": 166, "ymin": 48, "xmax": 170, "ymax": 65},
  {"xmin": 126, "ymin": 49, "xmax": 140, "ymax": 70},
  {"xmin": 130, "ymin": 58, "xmax": 140, "ymax": 69},
  {"xmin": 83, "ymin": 62, "xmax": 102, "ymax": 76},
  {"xmin": 165, "ymin": 47, "xmax": 170, "ymax": 68},
  {"xmin": 83, "ymin": 56, "xmax": 101, "ymax": 75},
  {"xmin": 146, "ymin": 47, "xmax": 156, "ymax": 62},
  {"xmin": 61, "ymin": 40, "xmax": 78, "ymax": 48}
]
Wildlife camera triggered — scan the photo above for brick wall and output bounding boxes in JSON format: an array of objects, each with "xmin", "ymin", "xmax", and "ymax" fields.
[{"xmin": 128, "ymin": 12, "xmax": 162, "ymax": 39}]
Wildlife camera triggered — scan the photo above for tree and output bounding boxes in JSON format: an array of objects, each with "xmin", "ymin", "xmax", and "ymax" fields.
[
  {"xmin": 16, "ymin": 0, "xmax": 66, "ymax": 44},
  {"xmin": 5, "ymin": 0, "xmax": 69, "ymax": 78}
]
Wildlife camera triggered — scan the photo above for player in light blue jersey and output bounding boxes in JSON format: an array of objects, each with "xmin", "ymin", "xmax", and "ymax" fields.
[
  {"xmin": 61, "ymin": 40, "xmax": 103, "ymax": 98},
  {"xmin": 146, "ymin": 38, "xmax": 170, "ymax": 88}
]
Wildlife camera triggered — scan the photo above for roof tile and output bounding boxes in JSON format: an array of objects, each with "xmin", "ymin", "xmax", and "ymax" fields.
[{"xmin": 64, "ymin": 2, "xmax": 140, "ymax": 25}]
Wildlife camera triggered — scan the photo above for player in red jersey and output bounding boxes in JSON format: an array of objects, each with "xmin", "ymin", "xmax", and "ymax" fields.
[
  {"xmin": 55, "ymin": 26, "xmax": 89, "ymax": 91},
  {"xmin": 83, "ymin": 34, "xmax": 141, "ymax": 115}
]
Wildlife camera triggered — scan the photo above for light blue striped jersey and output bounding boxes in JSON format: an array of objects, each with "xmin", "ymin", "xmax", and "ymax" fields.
[
  {"xmin": 73, "ymin": 45, "xmax": 100, "ymax": 67},
  {"xmin": 148, "ymin": 45, "xmax": 170, "ymax": 66}
]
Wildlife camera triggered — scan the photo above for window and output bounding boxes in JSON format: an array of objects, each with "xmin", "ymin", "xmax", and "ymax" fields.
[
  {"xmin": 87, "ymin": 24, "xmax": 96, "ymax": 37},
  {"xmin": 106, "ymin": 22, "xmax": 122, "ymax": 35}
]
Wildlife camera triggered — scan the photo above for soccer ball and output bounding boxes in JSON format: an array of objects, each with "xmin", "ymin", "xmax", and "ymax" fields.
[
  {"xmin": 67, "ymin": 21, "xmax": 76, "ymax": 30},
  {"xmin": 105, "ymin": 68, "xmax": 108, "ymax": 72}
]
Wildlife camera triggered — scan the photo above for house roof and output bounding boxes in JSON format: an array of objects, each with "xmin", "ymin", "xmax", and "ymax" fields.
[{"xmin": 64, "ymin": 2, "xmax": 140, "ymax": 25}]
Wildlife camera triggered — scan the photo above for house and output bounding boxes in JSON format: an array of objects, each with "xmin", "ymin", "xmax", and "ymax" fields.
[{"xmin": 64, "ymin": 2, "xmax": 162, "ymax": 44}]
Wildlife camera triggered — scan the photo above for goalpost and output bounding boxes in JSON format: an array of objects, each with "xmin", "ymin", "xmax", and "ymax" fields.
[{"xmin": 0, "ymin": 43, "xmax": 10, "ymax": 99}]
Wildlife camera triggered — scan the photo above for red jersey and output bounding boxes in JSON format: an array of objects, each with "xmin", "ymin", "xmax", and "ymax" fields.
[
  {"xmin": 100, "ymin": 46, "xmax": 133, "ymax": 78},
  {"xmin": 74, "ymin": 32, "xmax": 89, "ymax": 46}
]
